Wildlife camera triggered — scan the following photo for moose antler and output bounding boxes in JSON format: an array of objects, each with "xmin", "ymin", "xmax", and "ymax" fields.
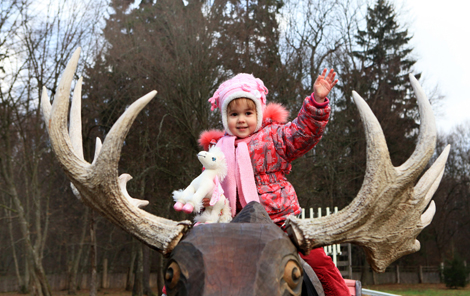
[
  {"xmin": 41, "ymin": 48, "xmax": 191, "ymax": 255},
  {"xmin": 286, "ymin": 75, "xmax": 450, "ymax": 272}
]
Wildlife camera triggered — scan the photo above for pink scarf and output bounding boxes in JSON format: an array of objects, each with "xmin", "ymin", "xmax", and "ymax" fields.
[{"xmin": 216, "ymin": 135, "xmax": 260, "ymax": 217}]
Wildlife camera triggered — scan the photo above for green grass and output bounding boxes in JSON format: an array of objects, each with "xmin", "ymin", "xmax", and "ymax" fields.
[
  {"xmin": 380, "ymin": 289, "xmax": 470, "ymax": 296},
  {"xmin": 364, "ymin": 284, "xmax": 470, "ymax": 296}
]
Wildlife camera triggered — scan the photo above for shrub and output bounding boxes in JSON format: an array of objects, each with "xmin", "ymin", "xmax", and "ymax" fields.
[{"xmin": 443, "ymin": 254, "xmax": 469, "ymax": 288}]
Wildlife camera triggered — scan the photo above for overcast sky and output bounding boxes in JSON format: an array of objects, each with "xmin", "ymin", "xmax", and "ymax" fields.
[{"xmin": 394, "ymin": 0, "xmax": 470, "ymax": 134}]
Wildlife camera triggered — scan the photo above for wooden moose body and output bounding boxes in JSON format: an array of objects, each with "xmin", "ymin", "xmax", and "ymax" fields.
[
  {"xmin": 166, "ymin": 202, "xmax": 313, "ymax": 296},
  {"xmin": 41, "ymin": 48, "xmax": 450, "ymax": 295}
]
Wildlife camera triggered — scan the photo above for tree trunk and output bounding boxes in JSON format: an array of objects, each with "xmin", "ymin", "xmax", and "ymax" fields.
[
  {"xmin": 3, "ymin": 176, "xmax": 52, "ymax": 296},
  {"xmin": 156, "ymin": 252, "xmax": 164, "ymax": 295},
  {"xmin": 29, "ymin": 260, "xmax": 52, "ymax": 296},
  {"xmin": 24, "ymin": 242, "xmax": 30, "ymax": 293},
  {"xmin": 78, "ymin": 242, "xmax": 91, "ymax": 291},
  {"xmin": 4, "ymin": 198, "xmax": 25, "ymax": 292},
  {"xmin": 68, "ymin": 207, "xmax": 89, "ymax": 294},
  {"xmin": 89, "ymin": 211, "xmax": 98, "ymax": 296},
  {"xmin": 102, "ymin": 258, "xmax": 108, "ymax": 289},
  {"xmin": 361, "ymin": 254, "xmax": 373, "ymax": 286},
  {"xmin": 396, "ymin": 265, "xmax": 400, "ymax": 284},
  {"xmin": 142, "ymin": 245, "xmax": 154, "ymax": 296},
  {"xmin": 132, "ymin": 244, "xmax": 143, "ymax": 296},
  {"xmin": 126, "ymin": 241, "xmax": 137, "ymax": 291}
]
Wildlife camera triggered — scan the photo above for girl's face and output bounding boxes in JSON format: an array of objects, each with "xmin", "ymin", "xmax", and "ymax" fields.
[{"xmin": 227, "ymin": 99, "xmax": 257, "ymax": 138}]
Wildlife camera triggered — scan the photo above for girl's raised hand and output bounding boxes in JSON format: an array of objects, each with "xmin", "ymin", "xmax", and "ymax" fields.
[{"xmin": 313, "ymin": 68, "xmax": 338, "ymax": 103}]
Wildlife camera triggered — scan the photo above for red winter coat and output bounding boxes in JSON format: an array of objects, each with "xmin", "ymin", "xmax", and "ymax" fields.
[{"xmin": 199, "ymin": 95, "xmax": 330, "ymax": 223}]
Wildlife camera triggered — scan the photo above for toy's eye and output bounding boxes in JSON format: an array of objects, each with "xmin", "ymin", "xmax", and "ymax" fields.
[{"xmin": 212, "ymin": 157, "xmax": 216, "ymax": 161}]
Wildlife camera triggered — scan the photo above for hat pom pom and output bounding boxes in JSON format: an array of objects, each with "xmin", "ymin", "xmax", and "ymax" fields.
[{"xmin": 208, "ymin": 93, "xmax": 219, "ymax": 111}]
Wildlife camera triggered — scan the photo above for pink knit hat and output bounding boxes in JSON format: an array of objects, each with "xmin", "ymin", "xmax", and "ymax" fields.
[{"xmin": 209, "ymin": 73, "xmax": 268, "ymax": 135}]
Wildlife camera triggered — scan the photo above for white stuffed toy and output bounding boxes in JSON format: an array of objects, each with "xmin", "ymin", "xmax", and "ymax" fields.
[{"xmin": 172, "ymin": 146, "xmax": 232, "ymax": 224}]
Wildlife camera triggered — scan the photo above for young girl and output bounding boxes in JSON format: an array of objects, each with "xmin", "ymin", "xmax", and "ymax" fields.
[{"xmin": 199, "ymin": 70, "xmax": 350, "ymax": 296}]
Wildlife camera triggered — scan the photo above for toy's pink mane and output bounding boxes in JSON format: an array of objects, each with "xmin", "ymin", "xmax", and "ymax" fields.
[{"xmin": 198, "ymin": 103, "xmax": 289, "ymax": 151}]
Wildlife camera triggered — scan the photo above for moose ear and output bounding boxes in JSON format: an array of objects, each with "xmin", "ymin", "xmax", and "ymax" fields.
[{"xmin": 232, "ymin": 202, "xmax": 273, "ymax": 224}]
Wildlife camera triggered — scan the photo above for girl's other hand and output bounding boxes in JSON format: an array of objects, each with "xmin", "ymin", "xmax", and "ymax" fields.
[{"xmin": 202, "ymin": 198, "xmax": 210, "ymax": 207}]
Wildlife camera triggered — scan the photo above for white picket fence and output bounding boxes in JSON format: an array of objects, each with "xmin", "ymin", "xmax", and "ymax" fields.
[{"xmin": 300, "ymin": 207, "xmax": 342, "ymax": 266}]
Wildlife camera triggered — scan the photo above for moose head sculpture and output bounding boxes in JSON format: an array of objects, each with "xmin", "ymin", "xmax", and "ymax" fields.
[{"xmin": 41, "ymin": 48, "xmax": 450, "ymax": 295}]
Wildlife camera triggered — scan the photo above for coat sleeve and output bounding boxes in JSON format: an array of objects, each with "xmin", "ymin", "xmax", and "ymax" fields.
[{"xmin": 271, "ymin": 94, "xmax": 330, "ymax": 162}]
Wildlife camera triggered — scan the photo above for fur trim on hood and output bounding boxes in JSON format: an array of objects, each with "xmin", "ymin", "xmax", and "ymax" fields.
[
  {"xmin": 198, "ymin": 129, "xmax": 225, "ymax": 151},
  {"xmin": 262, "ymin": 102, "xmax": 289, "ymax": 124},
  {"xmin": 199, "ymin": 103, "xmax": 289, "ymax": 151}
]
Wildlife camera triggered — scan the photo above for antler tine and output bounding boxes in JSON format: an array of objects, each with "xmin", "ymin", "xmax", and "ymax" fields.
[
  {"xmin": 41, "ymin": 86, "xmax": 51, "ymax": 123},
  {"xmin": 48, "ymin": 48, "xmax": 89, "ymax": 180},
  {"xmin": 67, "ymin": 76, "xmax": 86, "ymax": 200},
  {"xmin": 398, "ymin": 74, "xmax": 436, "ymax": 174},
  {"xmin": 70, "ymin": 76, "xmax": 84, "ymax": 160},
  {"xmin": 352, "ymin": 90, "xmax": 393, "ymax": 169},
  {"xmin": 44, "ymin": 48, "xmax": 191, "ymax": 254},
  {"xmin": 91, "ymin": 137, "xmax": 102, "ymax": 166},
  {"xmin": 415, "ymin": 145, "xmax": 450, "ymax": 220},
  {"xmin": 286, "ymin": 75, "xmax": 449, "ymax": 272},
  {"xmin": 285, "ymin": 90, "xmax": 396, "ymax": 250},
  {"xmin": 92, "ymin": 90, "xmax": 156, "ymax": 177}
]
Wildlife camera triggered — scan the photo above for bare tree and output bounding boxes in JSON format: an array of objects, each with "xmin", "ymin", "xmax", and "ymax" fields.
[
  {"xmin": 282, "ymin": 0, "xmax": 344, "ymax": 97},
  {"xmin": 0, "ymin": 0, "xmax": 105, "ymax": 294}
]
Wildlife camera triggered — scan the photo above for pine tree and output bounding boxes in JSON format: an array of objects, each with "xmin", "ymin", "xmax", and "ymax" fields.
[{"xmin": 351, "ymin": 0, "xmax": 419, "ymax": 165}]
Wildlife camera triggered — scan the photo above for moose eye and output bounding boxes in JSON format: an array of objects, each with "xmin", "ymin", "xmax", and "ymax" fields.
[
  {"xmin": 283, "ymin": 260, "xmax": 302, "ymax": 290},
  {"xmin": 212, "ymin": 157, "xmax": 216, "ymax": 161},
  {"xmin": 165, "ymin": 261, "xmax": 181, "ymax": 289}
]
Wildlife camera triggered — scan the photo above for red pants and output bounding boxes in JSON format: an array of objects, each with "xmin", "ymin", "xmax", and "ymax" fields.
[{"xmin": 300, "ymin": 248, "xmax": 350, "ymax": 296}]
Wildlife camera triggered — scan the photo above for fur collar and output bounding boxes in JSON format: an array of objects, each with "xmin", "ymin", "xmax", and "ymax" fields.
[{"xmin": 199, "ymin": 103, "xmax": 289, "ymax": 150}]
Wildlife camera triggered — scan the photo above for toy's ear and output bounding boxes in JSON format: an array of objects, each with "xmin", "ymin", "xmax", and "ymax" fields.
[{"xmin": 208, "ymin": 146, "xmax": 226, "ymax": 163}]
